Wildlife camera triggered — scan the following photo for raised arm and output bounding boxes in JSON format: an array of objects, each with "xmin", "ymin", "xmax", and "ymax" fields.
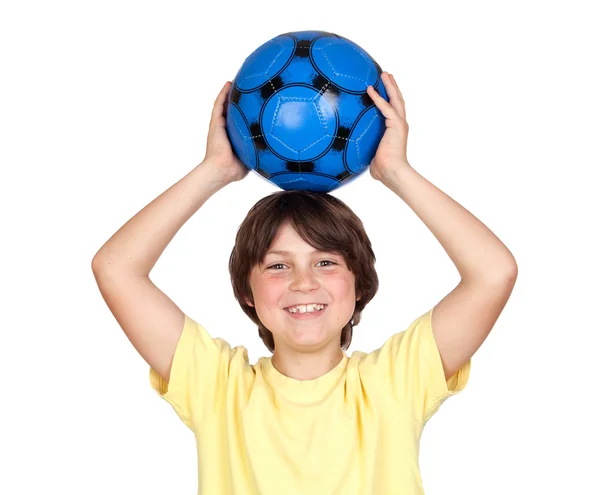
[{"xmin": 91, "ymin": 81, "xmax": 248, "ymax": 383}]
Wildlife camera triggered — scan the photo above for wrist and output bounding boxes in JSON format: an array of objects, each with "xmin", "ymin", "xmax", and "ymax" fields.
[
  {"xmin": 196, "ymin": 159, "xmax": 234, "ymax": 187},
  {"xmin": 380, "ymin": 160, "xmax": 413, "ymax": 188}
]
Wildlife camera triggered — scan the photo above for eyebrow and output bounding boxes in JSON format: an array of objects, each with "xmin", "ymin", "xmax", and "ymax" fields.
[{"xmin": 264, "ymin": 249, "xmax": 337, "ymax": 257}]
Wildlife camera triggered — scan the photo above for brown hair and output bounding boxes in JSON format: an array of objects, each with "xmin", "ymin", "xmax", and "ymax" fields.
[{"xmin": 228, "ymin": 190, "xmax": 378, "ymax": 353}]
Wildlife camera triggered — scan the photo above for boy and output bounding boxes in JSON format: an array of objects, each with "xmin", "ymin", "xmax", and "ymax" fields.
[{"xmin": 91, "ymin": 73, "xmax": 518, "ymax": 494}]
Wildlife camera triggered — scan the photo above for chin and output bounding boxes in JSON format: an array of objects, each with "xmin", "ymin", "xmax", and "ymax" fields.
[{"xmin": 288, "ymin": 328, "xmax": 338, "ymax": 345}]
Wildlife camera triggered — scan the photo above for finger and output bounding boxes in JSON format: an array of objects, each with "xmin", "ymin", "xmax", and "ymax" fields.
[
  {"xmin": 383, "ymin": 73, "xmax": 406, "ymax": 120},
  {"xmin": 213, "ymin": 81, "xmax": 230, "ymax": 108},
  {"xmin": 390, "ymin": 74, "xmax": 405, "ymax": 105},
  {"xmin": 366, "ymin": 85, "xmax": 397, "ymax": 120},
  {"xmin": 219, "ymin": 80, "xmax": 231, "ymax": 97},
  {"xmin": 212, "ymin": 81, "xmax": 231, "ymax": 119}
]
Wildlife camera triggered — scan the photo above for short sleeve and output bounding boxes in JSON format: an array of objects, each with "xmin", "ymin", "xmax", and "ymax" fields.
[
  {"xmin": 149, "ymin": 314, "xmax": 245, "ymax": 431},
  {"xmin": 364, "ymin": 308, "xmax": 471, "ymax": 425}
]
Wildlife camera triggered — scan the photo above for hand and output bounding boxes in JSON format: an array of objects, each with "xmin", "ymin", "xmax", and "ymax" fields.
[
  {"xmin": 202, "ymin": 81, "xmax": 249, "ymax": 184},
  {"xmin": 366, "ymin": 72, "xmax": 410, "ymax": 182}
]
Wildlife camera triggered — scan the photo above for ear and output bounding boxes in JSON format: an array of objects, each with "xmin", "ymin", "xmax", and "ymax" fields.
[{"xmin": 244, "ymin": 297, "xmax": 254, "ymax": 308}]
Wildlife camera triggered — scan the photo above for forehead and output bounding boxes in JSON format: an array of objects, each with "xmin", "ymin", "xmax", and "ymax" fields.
[
  {"xmin": 268, "ymin": 223, "xmax": 336, "ymax": 254},
  {"xmin": 266, "ymin": 223, "xmax": 308, "ymax": 250}
]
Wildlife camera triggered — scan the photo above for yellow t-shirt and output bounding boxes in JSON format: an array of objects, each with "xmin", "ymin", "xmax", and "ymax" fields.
[{"xmin": 149, "ymin": 308, "xmax": 470, "ymax": 494}]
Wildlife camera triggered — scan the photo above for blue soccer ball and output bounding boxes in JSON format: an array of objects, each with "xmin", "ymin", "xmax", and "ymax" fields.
[{"xmin": 226, "ymin": 30, "xmax": 389, "ymax": 193}]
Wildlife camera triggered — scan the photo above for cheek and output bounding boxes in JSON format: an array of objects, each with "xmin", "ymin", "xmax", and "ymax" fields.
[
  {"xmin": 255, "ymin": 278, "xmax": 285, "ymax": 306},
  {"xmin": 331, "ymin": 273, "xmax": 356, "ymax": 296}
]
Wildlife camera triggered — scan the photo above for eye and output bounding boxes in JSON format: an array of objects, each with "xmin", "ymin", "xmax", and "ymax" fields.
[
  {"xmin": 266, "ymin": 260, "xmax": 337, "ymax": 270},
  {"xmin": 317, "ymin": 260, "xmax": 336, "ymax": 267}
]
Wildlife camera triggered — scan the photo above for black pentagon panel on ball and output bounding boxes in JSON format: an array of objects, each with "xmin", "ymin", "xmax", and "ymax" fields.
[
  {"xmin": 285, "ymin": 161, "xmax": 316, "ymax": 173},
  {"xmin": 311, "ymin": 73, "xmax": 329, "ymax": 93},
  {"xmin": 260, "ymin": 75, "xmax": 285, "ymax": 100},
  {"xmin": 249, "ymin": 122, "xmax": 268, "ymax": 151},
  {"xmin": 336, "ymin": 170, "xmax": 353, "ymax": 181},
  {"xmin": 322, "ymin": 82, "xmax": 341, "ymax": 99},
  {"xmin": 332, "ymin": 125, "xmax": 351, "ymax": 152},
  {"xmin": 256, "ymin": 167, "xmax": 270, "ymax": 179},
  {"xmin": 294, "ymin": 39, "xmax": 311, "ymax": 58},
  {"xmin": 230, "ymin": 85, "xmax": 242, "ymax": 105}
]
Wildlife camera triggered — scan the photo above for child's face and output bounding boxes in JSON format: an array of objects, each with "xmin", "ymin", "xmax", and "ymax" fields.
[{"xmin": 246, "ymin": 222, "xmax": 357, "ymax": 352}]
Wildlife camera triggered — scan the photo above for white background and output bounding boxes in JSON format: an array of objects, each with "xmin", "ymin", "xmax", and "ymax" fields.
[{"xmin": 1, "ymin": 0, "xmax": 598, "ymax": 493}]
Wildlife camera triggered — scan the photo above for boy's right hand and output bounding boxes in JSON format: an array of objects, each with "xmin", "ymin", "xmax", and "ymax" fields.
[{"xmin": 202, "ymin": 81, "xmax": 249, "ymax": 184}]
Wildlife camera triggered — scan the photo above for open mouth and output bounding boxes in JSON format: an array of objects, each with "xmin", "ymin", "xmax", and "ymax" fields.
[{"xmin": 284, "ymin": 304, "xmax": 328, "ymax": 318}]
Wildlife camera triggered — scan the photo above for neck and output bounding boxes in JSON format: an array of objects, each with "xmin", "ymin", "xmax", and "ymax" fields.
[{"xmin": 271, "ymin": 346, "xmax": 345, "ymax": 381}]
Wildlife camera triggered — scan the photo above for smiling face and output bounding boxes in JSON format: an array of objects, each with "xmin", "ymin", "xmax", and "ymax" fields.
[{"xmin": 246, "ymin": 222, "xmax": 358, "ymax": 353}]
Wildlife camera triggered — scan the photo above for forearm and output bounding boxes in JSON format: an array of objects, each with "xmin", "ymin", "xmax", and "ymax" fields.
[
  {"xmin": 381, "ymin": 162, "xmax": 517, "ymax": 283},
  {"xmin": 92, "ymin": 160, "xmax": 229, "ymax": 277}
]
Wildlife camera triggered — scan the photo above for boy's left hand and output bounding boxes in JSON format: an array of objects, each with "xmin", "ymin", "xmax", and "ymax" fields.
[{"xmin": 366, "ymin": 72, "xmax": 410, "ymax": 182}]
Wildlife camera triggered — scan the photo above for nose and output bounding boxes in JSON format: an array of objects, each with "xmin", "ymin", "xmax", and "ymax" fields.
[{"xmin": 289, "ymin": 267, "xmax": 320, "ymax": 293}]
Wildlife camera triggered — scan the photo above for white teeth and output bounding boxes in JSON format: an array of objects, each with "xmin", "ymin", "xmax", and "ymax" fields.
[{"xmin": 286, "ymin": 304, "xmax": 325, "ymax": 314}]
